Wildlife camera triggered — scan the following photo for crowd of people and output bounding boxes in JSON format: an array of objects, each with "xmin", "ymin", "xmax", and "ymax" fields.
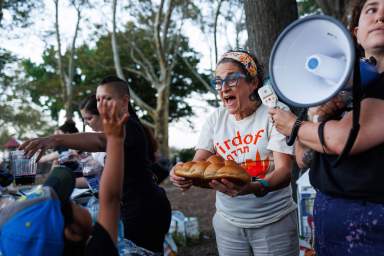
[{"xmin": 0, "ymin": 0, "xmax": 383, "ymax": 255}]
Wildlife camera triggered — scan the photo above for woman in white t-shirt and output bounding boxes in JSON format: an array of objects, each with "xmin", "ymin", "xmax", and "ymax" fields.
[
  {"xmin": 77, "ymin": 95, "xmax": 106, "ymax": 187},
  {"xmin": 170, "ymin": 50, "xmax": 298, "ymax": 256}
]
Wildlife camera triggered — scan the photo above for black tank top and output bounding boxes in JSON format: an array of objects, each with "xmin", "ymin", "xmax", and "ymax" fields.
[{"xmin": 309, "ymin": 74, "xmax": 384, "ymax": 203}]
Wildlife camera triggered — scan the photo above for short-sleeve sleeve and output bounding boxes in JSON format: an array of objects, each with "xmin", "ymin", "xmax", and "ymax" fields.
[
  {"xmin": 195, "ymin": 112, "xmax": 216, "ymax": 153},
  {"xmin": 266, "ymin": 103, "xmax": 294, "ymax": 155},
  {"xmin": 267, "ymin": 125, "xmax": 294, "ymax": 155}
]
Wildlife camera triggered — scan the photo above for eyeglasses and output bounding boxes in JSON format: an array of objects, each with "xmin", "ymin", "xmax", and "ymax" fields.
[{"xmin": 211, "ymin": 72, "xmax": 247, "ymax": 91}]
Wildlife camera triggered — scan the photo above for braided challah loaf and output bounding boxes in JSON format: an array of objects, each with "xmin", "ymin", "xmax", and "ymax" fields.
[{"xmin": 174, "ymin": 155, "xmax": 251, "ymax": 188}]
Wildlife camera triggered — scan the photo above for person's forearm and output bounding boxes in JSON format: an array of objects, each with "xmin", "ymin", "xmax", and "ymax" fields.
[
  {"xmin": 263, "ymin": 166, "xmax": 292, "ymax": 191},
  {"xmin": 295, "ymin": 121, "xmax": 326, "ymax": 153},
  {"xmin": 193, "ymin": 149, "xmax": 213, "ymax": 161},
  {"xmin": 295, "ymin": 140, "xmax": 312, "ymax": 169},
  {"xmin": 101, "ymin": 138, "xmax": 124, "ymax": 201},
  {"xmin": 53, "ymin": 132, "xmax": 106, "ymax": 152},
  {"xmin": 38, "ymin": 151, "xmax": 59, "ymax": 163},
  {"xmin": 98, "ymin": 137, "xmax": 124, "ymax": 243},
  {"xmin": 297, "ymin": 115, "xmax": 354, "ymax": 155},
  {"xmin": 76, "ymin": 177, "xmax": 89, "ymax": 188}
]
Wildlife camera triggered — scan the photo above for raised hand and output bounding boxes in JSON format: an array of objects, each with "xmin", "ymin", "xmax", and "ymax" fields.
[{"xmin": 98, "ymin": 98, "xmax": 129, "ymax": 139}]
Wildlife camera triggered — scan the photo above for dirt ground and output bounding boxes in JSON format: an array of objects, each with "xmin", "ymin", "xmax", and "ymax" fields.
[{"xmin": 162, "ymin": 179, "xmax": 219, "ymax": 256}]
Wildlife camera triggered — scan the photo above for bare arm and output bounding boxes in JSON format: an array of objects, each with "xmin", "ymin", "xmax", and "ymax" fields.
[
  {"xmin": 38, "ymin": 151, "xmax": 60, "ymax": 163},
  {"xmin": 297, "ymin": 98, "xmax": 384, "ymax": 154},
  {"xmin": 270, "ymin": 98, "xmax": 384, "ymax": 155},
  {"xmin": 193, "ymin": 149, "xmax": 214, "ymax": 161},
  {"xmin": 53, "ymin": 133, "xmax": 106, "ymax": 152},
  {"xmin": 97, "ymin": 99, "xmax": 128, "ymax": 244},
  {"xmin": 75, "ymin": 177, "xmax": 89, "ymax": 188},
  {"xmin": 98, "ymin": 137, "xmax": 124, "ymax": 243},
  {"xmin": 20, "ymin": 132, "xmax": 106, "ymax": 161},
  {"xmin": 294, "ymin": 140, "xmax": 312, "ymax": 169},
  {"xmin": 263, "ymin": 151, "xmax": 293, "ymax": 191}
]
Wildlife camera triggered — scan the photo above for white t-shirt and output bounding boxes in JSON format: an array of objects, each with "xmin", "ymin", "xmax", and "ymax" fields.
[{"xmin": 196, "ymin": 104, "xmax": 296, "ymax": 228}]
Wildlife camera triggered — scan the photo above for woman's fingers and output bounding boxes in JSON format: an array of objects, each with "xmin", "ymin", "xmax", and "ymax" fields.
[
  {"xmin": 268, "ymin": 108, "xmax": 297, "ymax": 136},
  {"xmin": 119, "ymin": 113, "xmax": 129, "ymax": 126},
  {"xmin": 36, "ymin": 149, "xmax": 45, "ymax": 163},
  {"xmin": 221, "ymin": 179, "xmax": 238, "ymax": 190},
  {"xmin": 21, "ymin": 140, "xmax": 42, "ymax": 158},
  {"xmin": 210, "ymin": 180, "xmax": 236, "ymax": 196},
  {"xmin": 110, "ymin": 101, "xmax": 118, "ymax": 123},
  {"xmin": 169, "ymin": 166, "xmax": 193, "ymax": 190},
  {"xmin": 170, "ymin": 175, "xmax": 192, "ymax": 189}
]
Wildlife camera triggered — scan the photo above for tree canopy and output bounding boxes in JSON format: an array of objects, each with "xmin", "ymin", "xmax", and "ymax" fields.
[{"xmin": 22, "ymin": 24, "xmax": 210, "ymax": 124}]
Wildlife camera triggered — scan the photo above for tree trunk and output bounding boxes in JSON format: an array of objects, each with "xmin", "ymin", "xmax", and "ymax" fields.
[
  {"xmin": 213, "ymin": 0, "xmax": 223, "ymax": 64},
  {"xmin": 155, "ymin": 84, "xmax": 170, "ymax": 158},
  {"xmin": 0, "ymin": 0, "xmax": 4, "ymax": 24},
  {"xmin": 64, "ymin": 84, "xmax": 73, "ymax": 119},
  {"xmin": 54, "ymin": 0, "xmax": 81, "ymax": 120},
  {"xmin": 315, "ymin": 0, "xmax": 350, "ymax": 25},
  {"xmin": 244, "ymin": 0, "xmax": 298, "ymax": 74},
  {"xmin": 111, "ymin": 0, "xmax": 156, "ymax": 120}
]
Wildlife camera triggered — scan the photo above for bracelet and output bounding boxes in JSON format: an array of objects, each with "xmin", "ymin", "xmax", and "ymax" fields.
[
  {"xmin": 286, "ymin": 117, "xmax": 304, "ymax": 146},
  {"xmin": 251, "ymin": 177, "xmax": 270, "ymax": 196},
  {"xmin": 317, "ymin": 121, "xmax": 328, "ymax": 153}
]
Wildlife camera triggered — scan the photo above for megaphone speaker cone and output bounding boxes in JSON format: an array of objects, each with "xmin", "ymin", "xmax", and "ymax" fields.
[{"xmin": 269, "ymin": 15, "xmax": 355, "ymax": 107}]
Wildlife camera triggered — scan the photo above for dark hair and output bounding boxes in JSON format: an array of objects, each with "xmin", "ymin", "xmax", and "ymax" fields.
[
  {"xmin": 350, "ymin": 0, "xmax": 367, "ymax": 31},
  {"xmin": 79, "ymin": 94, "xmax": 99, "ymax": 116},
  {"xmin": 58, "ymin": 120, "xmax": 79, "ymax": 134},
  {"xmin": 350, "ymin": 0, "xmax": 368, "ymax": 56},
  {"xmin": 98, "ymin": 75, "xmax": 139, "ymax": 120},
  {"xmin": 98, "ymin": 76, "xmax": 158, "ymax": 166},
  {"xmin": 217, "ymin": 50, "xmax": 264, "ymax": 85}
]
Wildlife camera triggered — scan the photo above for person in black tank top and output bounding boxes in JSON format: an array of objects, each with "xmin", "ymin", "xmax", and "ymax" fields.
[
  {"xmin": 96, "ymin": 76, "xmax": 171, "ymax": 253},
  {"xmin": 269, "ymin": 1, "xmax": 384, "ymax": 255}
]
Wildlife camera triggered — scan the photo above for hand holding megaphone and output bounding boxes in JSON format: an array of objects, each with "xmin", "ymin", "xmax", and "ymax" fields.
[
  {"xmin": 268, "ymin": 108, "xmax": 297, "ymax": 137},
  {"xmin": 268, "ymin": 14, "xmax": 380, "ymax": 162}
]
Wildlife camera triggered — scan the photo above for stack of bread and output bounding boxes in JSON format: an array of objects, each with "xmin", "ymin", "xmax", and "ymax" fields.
[{"xmin": 174, "ymin": 155, "xmax": 251, "ymax": 188}]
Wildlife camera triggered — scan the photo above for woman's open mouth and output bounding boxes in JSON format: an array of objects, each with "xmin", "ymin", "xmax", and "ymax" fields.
[{"xmin": 224, "ymin": 95, "xmax": 237, "ymax": 107}]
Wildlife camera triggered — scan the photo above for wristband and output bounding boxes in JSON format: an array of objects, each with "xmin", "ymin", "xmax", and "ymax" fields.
[
  {"xmin": 251, "ymin": 177, "xmax": 270, "ymax": 195},
  {"xmin": 286, "ymin": 118, "xmax": 304, "ymax": 146},
  {"xmin": 318, "ymin": 121, "xmax": 328, "ymax": 153}
]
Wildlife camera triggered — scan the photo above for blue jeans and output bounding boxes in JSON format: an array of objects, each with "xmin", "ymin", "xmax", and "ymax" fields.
[{"xmin": 314, "ymin": 191, "xmax": 384, "ymax": 256}]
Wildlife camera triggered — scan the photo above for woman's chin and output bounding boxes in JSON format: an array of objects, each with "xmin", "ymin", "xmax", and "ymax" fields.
[{"xmin": 225, "ymin": 106, "xmax": 238, "ymax": 115}]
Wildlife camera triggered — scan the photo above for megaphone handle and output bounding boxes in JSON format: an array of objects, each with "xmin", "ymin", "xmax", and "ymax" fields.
[{"xmin": 286, "ymin": 109, "xmax": 307, "ymax": 146}]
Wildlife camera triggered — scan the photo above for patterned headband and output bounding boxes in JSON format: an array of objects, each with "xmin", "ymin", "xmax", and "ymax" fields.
[{"xmin": 218, "ymin": 51, "xmax": 258, "ymax": 77}]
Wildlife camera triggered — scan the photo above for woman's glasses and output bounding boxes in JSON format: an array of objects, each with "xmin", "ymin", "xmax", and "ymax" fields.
[{"xmin": 211, "ymin": 72, "xmax": 247, "ymax": 91}]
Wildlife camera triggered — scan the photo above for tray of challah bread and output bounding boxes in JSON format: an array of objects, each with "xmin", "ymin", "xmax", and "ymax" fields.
[{"xmin": 174, "ymin": 155, "xmax": 251, "ymax": 189}]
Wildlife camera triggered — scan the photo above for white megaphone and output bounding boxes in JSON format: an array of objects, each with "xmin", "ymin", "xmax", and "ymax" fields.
[
  {"xmin": 269, "ymin": 15, "xmax": 379, "ymax": 108},
  {"xmin": 268, "ymin": 15, "xmax": 380, "ymax": 164}
]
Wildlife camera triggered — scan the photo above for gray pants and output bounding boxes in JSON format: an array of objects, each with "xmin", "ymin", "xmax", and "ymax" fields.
[{"xmin": 213, "ymin": 211, "xmax": 299, "ymax": 256}]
